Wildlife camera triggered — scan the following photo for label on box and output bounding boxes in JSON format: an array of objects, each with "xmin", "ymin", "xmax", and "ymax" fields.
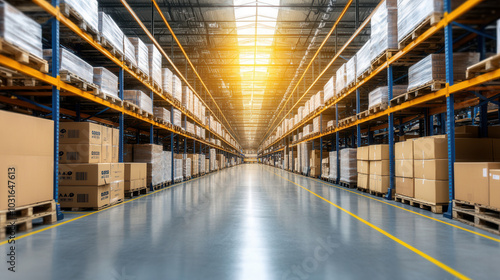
[
  {"xmin": 483, "ymin": 168, "xmax": 487, "ymax": 177},
  {"xmin": 493, "ymin": 175, "xmax": 500, "ymax": 180}
]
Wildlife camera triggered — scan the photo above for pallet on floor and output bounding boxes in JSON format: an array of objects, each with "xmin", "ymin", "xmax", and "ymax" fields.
[
  {"xmin": 390, "ymin": 81, "xmax": 445, "ymax": 107},
  {"xmin": 395, "ymin": 194, "xmax": 447, "ymax": 214},
  {"xmin": 0, "ymin": 38, "xmax": 49, "ymax": 73},
  {"xmin": 0, "ymin": 200, "xmax": 57, "ymax": 239},
  {"xmin": 369, "ymin": 190, "xmax": 387, "ymax": 198},
  {"xmin": 453, "ymin": 200, "xmax": 500, "ymax": 235},
  {"xmin": 59, "ymin": 70, "xmax": 99, "ymax": 94},
  {"xmin": 124, "ymin": 187, "xmax": 148, "ymax": 198},
  {"xmin": 398, "ymin": 12, "xmax": 442, "ymax": 50},
  {"xmin": 466, "ymin": 53, "xmax": 500, "ymax": 79},
  {"xmin": 339, "ymin": 181, "xmax": 356, "ymax": 189},
  {"xmin": 61, "ymin": 204, "xmax": 110, "ymax": 212},
  {"xmin": 59, "ymin": 3, "xmax": 100, "ymax": 40},
  {"xmin": 357, "ymin": 187, "xmax": 370, "ymax": 193}
]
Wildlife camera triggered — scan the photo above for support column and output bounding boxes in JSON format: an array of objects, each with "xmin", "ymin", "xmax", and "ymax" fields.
[
  {"xmin": 150, "ymin": 91, "xmax": 154, "ymax": 144},
  {"xmin": 119, "ymin": 69, "xmax": 124, "ymax": 163},
  {"xmin": 386, "ymin": 65, "xmax": 395, "ymax": 200},
  {"xmin": 356, "ymin": 89, "xmax": 361, "ymax": 147},
  {"xmin": 335, "ymin": 104, "xmax": 340, "ymax": 184}
]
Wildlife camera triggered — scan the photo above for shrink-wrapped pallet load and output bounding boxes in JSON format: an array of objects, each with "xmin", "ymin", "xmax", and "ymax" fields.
[
  {"xmin": 129, "ymin": 37, "xmax": 149, "ymax": 77},
  {"xmin": 98, "ymin": 12, "xmax": 124, "ymax": 56},
  {"xmin": 154, "ymin": 106, "xmax": 171, "ymax": 124},
  {"xmin": 370, "ymin": 0, "xmax": 397, "ymax": 60},
  {"xmin": 323, "ymin": 76, "xmax": 335, "ymax": 103},
  {"xmin": 43, "ymin": 48, "xmax": 93, "ymax": 84},
  {"xmin": 93, "ymin": 67, "xmax": 118, "ymax": 98},
  {"xmin": 60, "ymin": 0, "xmax": 98, "ymax": 33},
  {"xmin": 336, "ymin": 64, "xmax": 346, "ymax": 96},
  {"xmin": 147, "ymin": 44, "xmax": 162, "ymax": 88},
  {"xmin": 162, "ymin": 68, "xmax": 173, "ymax": 96},
  {"xmin": 174, "ymin": 157, "xmax": 183, "ymax": 181},
  {"xmin": 123, "ymin": 90, "xmax": 153, "ymax": 115},
  {"xmin": 133, "ymin": 144, "xmax": 164, "ymax": 187},
  {"xmin": 322, "ymin": 158, "xmax": 329, "ymax": 179},
  {"xmin": 123, "ymin": 36, "xmax": 137, "ymax": 68},
  {"xmin": 368, "ymin": 85, "xmax": 407, "ymax": 109},
  {"xmin": 173, "ymin": 74, "xmax": 182, "ymax": 102},
  {"xmin": 340, "ymin": 149, "xmax": 357, "ymax": 183},
  {"xmin": 172, "ymin": 108, "xmax": 182, "ymax": 128},
  {"xmin": 356, "ymin": 39, "xmax": 371, "ymax": 79},
  {"xmin": 329, "ymin": 151, "xmax": 337, "ymax": 181},
  {"xmin": 345, "ymin": 55, "xmax": 357, "ymax": 86},
  {"xmin": 397, "ymin": 0, "xmax": 442, "ymax": 44}
]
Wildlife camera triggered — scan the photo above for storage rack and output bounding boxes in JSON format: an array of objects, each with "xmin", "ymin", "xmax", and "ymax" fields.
[
  {"xmin": 0, "ymin": 0, "xmax": 245, "ymax": 219},
  {"xmin": 258, "ymin": 0, "xmax": 500, "ymax": 219}
]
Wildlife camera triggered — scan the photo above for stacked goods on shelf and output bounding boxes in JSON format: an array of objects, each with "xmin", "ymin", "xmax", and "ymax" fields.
[
  {"xmin": 129, "ymin": 37, "xmax": 149, "ymax": 77},
  {"xmin": 312, "ymin": 116, "xmax": 329, "ymax": 133},
  {"xmin": 301, "ymin": 142, "xmax": 312, "ymax": 174},
  {"xmin": 314, "ymin": 91, "xmax": 324, "ymax": 110},
  {"xmin": 0, "ymin": 1, "xmax": 43, "ymax": 59},
  {"xmin": 218, "ymin": 154, "xmax": 226, "ymax": 169},
  {"xmin": 368, "ymin": 145, "xmax": 389, "ymax": 193},
  {"xmin": 172, "ymin": 108, "xmax": 182, "ymax": 128},
  {"xmin": 340, "ymin": 149, "xmax": 357, "ymax": 184},
  {"xmin": 123, "ymin": 90, "xmax": 153, "ymax": 115},
  {"xmin": 310, "ymin": 150, "xmax": 327, "ymax": 177},
  {"xmin": 210, "ymin": 149, "xmax": 217, "ymax": 171},
  {"xmin": 327, "ymin": 120, "xmax": 335, "ymax": 130},
  {"xmin": 284, "ymin": 154, "xmax": 288, "ymax": 170},
  {"xmin": 147, "ymin": 44, "xmax": 162, "ymax": 88},
  {"xmin": 408, "ymin": 53, "xmax": 480, "ymax": 91},
  {"xmin": 335, "ymin": 64, "xmax": 346, "ymax": 96},
  {"xmin": 297, "ymin": 144, "xmax": 301, "ymax": 172},
  {"xmin": 200, "ymin": 105, "xmax": 206, "ymax": 125},
  {"xmin": 368, "ymin": 86, "xmax": 407, "ymax": 109},
  {"xmin": 98, "ymin": 12, "xmax": 124, "ymax": 56},
  {"xmin": 93, "ymin": 67, "xmax": 118, "ymax": 98},
  {"xmin": 43, "ymin": 48, "xmax": 93, "ymax": 84},
  {"xmin": 60, "ymin": 0, "xmax": 98, "ymax": 33},
  {"xmin": 0, "ymin": 111, "xmax": 53, "ymax": 211},
  {"xmin": 174, "ymin": 154, "xmax": 183, "ymax": 181},
  {"xmin": 59, "ymin": 122, "xmax": 101, "ymax": 164},
  {"xmin": 163, "ymin": 151, "xmax": 172, "ymax": 182},
  {"xmin": 172, "ymin": 74, "xmax": 182, "ymax": 102},
  {"xmin": 154, "ymin": 107, "xmax": 171, "ymax": 124},
  {"xmin": 356, "ymin": 39, "xmax": 371, "ymax": 79},
  {"xmin": 397, "ymin": 0, "xmax": 443, "ymax": 44},
  {"xmin": 321, "ymin": 157, "xmax": 329, "ymax": 179},
  {"xmin": 345, "ymin": 55, "xmax": 357, "ymax": 86},
  {"xmin": 370, "ymin": 0, "xmax": 397, "ymax": 60},
  {"xmin": 162, "ymin": 68, "xmax": 173, "ymax": 96},
  {"xmin": 200, "ymin": 154, "xmax": 206, "ymax": 174},
  {"xmin": 395, "ymin": 140, "xmax": 415, "ymax": 197},
  {"xmin": 289, "ymin": 151, "xmax": 294, "ymax": 171},
  {"xmin": 111, "ymin": 128, "xmax": 119, "ymax": 162},
  {"xmin": 184, "ymin": 156, "xmax": 192, "ymax": 179},
  {"xmin": 323, "ymin": 76, "xmax": 335, "ymax": 103},
  {"xmin": 183, "ymin": 120, "xmax": 195, "ymax": 134},
  {"xmin": 182, "ymin": 86, "xmax": 192, "ymax": 111},
  {"xmin": 303, "ymin": 124, "xmax": 311, "ymax": 138},
  {"xmin": 123, "ymin": 36, "xmax": 137, "ymax": 68},
  {"xmin": 357, "ymin": 146, "xmax": 369, "ymax": 190},
  {"xmin": 133, "ymin": 144, "xmax": 165, "ymax": 187},
  {"xmin": 124, "ymin": 163, "xmax": 147, "ymax": 194}
]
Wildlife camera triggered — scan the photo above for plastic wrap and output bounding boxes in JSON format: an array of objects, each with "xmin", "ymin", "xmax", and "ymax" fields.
[
  {"xmin": 184, "ymin": 157, "xmax": 191, "ymax": 178},
  {"xmin": 356, "ymin": 39, "xmax": 371, "ymax": 78},
  {"xmin": 0, "ymin": 1, "xmax": 43, "ymax": 59},
  {"xmin": 133, "ymin": 144, "xmax": 164, "ymax": 186},
  {"xmin": 182, "ymin": 86, "xmax": 191, "ymax": 111},
  {"xmin": 93, "ymin": 67, "xmax": 118, "ymax": 98},
  {"xmin": 210, "ymin": 149, "xmax": 216, "ymax": 171},
  {"xmin": 324, "ymin": 76, "xmax": 335, "ymax": 103},
  {"xmin": 162, "ymin": 68, "xmax": 173, "ymax": 96},
  {"xmin": 201, "ymin": 105, "xmax": 206, "ymax": 125},
  {"xmin": 397, "ymin": 0, "xmax": 443, "ymax": 43},
  {"xmin": 340, "ymin": 148, "xmax": 357, "ymax": 183},
  {"xmin": 368, "ymin": 85, "xmax": 407, "ymax": 108},
  {"xmin": 321, "ymin": 158, "xmax": 329, "ymax": 179},
  {"xmin": 147, "ymin": 44, "xmax": 162, "ymax": 87},
  {"xmin": 173, "ymin": 74, "xmax": 182, "ymax": 102},
  {"xmin": 335, "ymin": 64, "xmax": 346, "ymax": 95},
  {"xmin": 43, "ymin": 48, "xmax": 93, "ymax": 84},
  {"xmin": 345, "ymin": 55, "xmax": 357, "ymax": 86},
  {"xmin": 200, "ymin": 154, "xmax": 206, "ymax": 174},
  {"xmin": 173, "ymin": 108, "xmax": 182, "ymax": 128},
  {"xmin": 315, "ymin": 91, "xmax": 324, "ymax": 110},
  {"xmin": 123, "ymin": 90, "xmax": 153, "ymax": 115},
  {"xmin": 164, "ymin": 151, "xmax": 172, "ymax": 183},
  {"xmin": 370, "ymin": 1, "xmax": 397, "ymax": 60},
  {"xmin": 154, "ymin": 106, "xmax": 171, "ymax": 124},
  {"xmin": 61, "ymin": 0, "xmax": 98, "ymax": 33},
  {"xmin": 329, "ymin": 151, "xmax": 337, "ymax": 180},
  {"xmin": 98, "ymin": 12, "xmax": 124, "ymax": 56},
  {"xmin": 183, "ymin": 120, "xmax": 195, "ymax": 134},
  {"xmin": 327, "ymin": 120, "xmax": 335, "ymax": 129},
  {"xmin": 129, "ymin": 37, "xmax": 149, "ymax": 76},
  {"xmin": 174, "ymin": 158, "xmax": 183, "ymax": 181},
  {"xmin": 301, "ymin": 142, "xmax": 312, "ymax": 174},
  {"xmin": 194, "ymin": 96, "xmax": 199, "ymax": 119}
]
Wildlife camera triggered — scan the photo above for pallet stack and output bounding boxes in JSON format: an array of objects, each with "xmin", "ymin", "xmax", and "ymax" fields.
[
  {"xmin": 368, "ymin": 144, "xmax": 389, "ymax": 195},
  {"xmin": 124, "ymin": 163, "xmax": 147, "ymax": 198},
  {"xmin": 340, "ymin": 149, "xmax": 357, "ymax": 187},
  {"xmin": 395, "ymin": 139, "xmax": 415, "ymax": 198},
  {"xmin": 357, "ymin": 146, "xmax": 369, "ymax": 190}
]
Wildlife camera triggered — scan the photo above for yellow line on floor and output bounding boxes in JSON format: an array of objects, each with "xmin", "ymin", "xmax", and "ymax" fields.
[
  {"xmin": 269, "ymin": 166, "xmax": 500, "ymax": 243},
  {"xmin": 268, "ymin": 169, "xmax": 471, "ymax": 280}
]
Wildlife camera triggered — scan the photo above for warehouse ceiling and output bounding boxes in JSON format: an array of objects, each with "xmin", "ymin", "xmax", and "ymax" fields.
[{"xmin": 100, "ymin": 0, "xmax": 377, "ymax": 149}]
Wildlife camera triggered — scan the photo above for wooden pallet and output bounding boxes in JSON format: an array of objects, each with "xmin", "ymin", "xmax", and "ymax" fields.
[
  {"xmin": 368, "ymin": 102, "xmax": 388, "ymax": 115},
  {"xmin": 110, "ymin": 199, "xmax": 124, "ymax": 206},
  {"xmin": 59, "ymin": 70, "xmax": 99, "ymax": 94},
  {"xmin": 339, "ymin": 181, "xmax": 357, "ymax": 189},
  {"xmin": 338, "ymin": 116, "xmax": 357, "ymax": 127},
  {"xmin": 357, "ymin": 187, "xmax": 370, "ymax": 193},
  {"xmin": 390, "ymin": 81, "xmax": 445, "ymax": 106},
  {"xmin": 124, "ymin": 187, "xmax": 148, "ymax": 198},
  {"xmin": 61, "ymin": 204, "xmax": 110, "ymax": 212},
  {"xmin": 356, "ymin": 68, "xmax": 371, "ymax": 83},
  {"xmin": 98, "ymin": 37, "xmax": 124, "ymax": 61},
  {"xmin": 0, "ymin": 38, "xmax": 49, "ymax": 73},
  {"xmin": 398, "ymin": 12, "xmax": 442, "ymax": 50},
  {"xmin": 453, "ymin": 200, "xmax": 500, "ymax": 235},
  {"xmin": 135, "ymin": 67, "xmax": 149, "ymax": 81},
  {"xmin": 59, "ymin": 3, "xmax": 99, "ymax": 39},
  {"xmin": 395, "ymin": 194, "xmax": 447, "ymax": 214},
  {"xmin": 97, "ymin": 91, "xmax": 123, "ymax": 106},
  {"xmin": 466, "ymin": 53, "xmax": 500, "ymax": 79},
  {"xmin": 150, "ymin": 79, "xmax": 163, "ymax": 94},
  {"xmin": 371, "ymin": 49, "xmax": 398, "ymax": 70},
  {"xmin": 1, "ymin": 200, "xmax": 57, "ymax": 239},
  {"xmin": 123, "ymin": 101, "xmax": 153, "ymax": 119},
  {"xmin": 369, "ymin": 190, "xmax": 387, "ymax": 198},
  {"xmin": 0, "ymin": 66, "xmax": 42, "ymax": 87}
]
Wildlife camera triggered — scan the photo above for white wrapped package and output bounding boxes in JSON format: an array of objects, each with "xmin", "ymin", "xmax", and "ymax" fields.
[
  {"xmin": 183, "ymin": 120, "xmax": 195, "ymax": 134},
  {"xmin": 356, "ymin": 39, "xmax": 371, "ymax": 78},
  {"xmin": 323, "ymin": 76, "xmax": 335, "ymax": 103},
  {"xmin": 162, "ymin": 68, "xmax": 173, "ymax": 96},
  {"xmin": 193, "ymin": 96, "xmax": 199, "ymax": 118},
  {"xmin": 173, "ymin": 74, "xmax": 182, "ymax": 102},
  {"xmin": 200, "ymin": 154, "xmax": 206, "ymax": 174},
  {"xmin": 61, "ymin": 0, "xmax": 98, "ymax": 33},
  {"xmin": 164, "ymin": 151, "xmax": 172, "ymax": 183},
  {"xmin": 173, "ymin": 108, "xmax": 182, "ymax": 128},
  {"xmin": 133, "ymin": 144, "xmax": 163, "ymax": 186},
  {"xmin": 327, "ymin": 120, "xmax": 335, "ymax": 129},
  {"xmin": 336, "ymin": 64, "xmax": 346, "ymax": 95},
  {"xmin": 147, "ymin": 44, "xmax": 162, "ymax": 87},
  {"xmin": 321, "ymin": 158, "xmax": 329, "ymax": 179},
  {"xmin": 329, "ymin": 151, "xmax": 337, "ymax": 180},
  {"xmin": 368, "ymin": 85, "xmax": 407, "ymax": 108},
  {"xmin": 43, "ymin": 48, "xmax": 93, "ymax": 84},
  {"xmin": 123, "ymin": 90, "xmax": 153, "ymax": 115},
  {"xmin": 174, "ymin": 158, "xmax": 183, "ymax": 181},
  {"xmin": 0, "ymin": 1, "xmax": 43, "ymax": 59},
  {"xmin": 182, "ymin": 86, "xmax": 191, "ymax": 111},
  {"xmin": 123, "ymin": 36, "xmax": 137, "ymax": 68},
  {"xmin": 184, "ymin": 157, "xmax": 192, "ymax": 178},
  {"xmin": 370, "ymin": 0, "xmax": 398, "ymax": 60},
  {"xmin": 154, "ymin": 106, "xmax": 171, "ymax": 124},
  {"xmin": 93, "ymin": 67, "xmax": 118, "ymax": 98},
  {"xmin": 397, "ymin": 0, "xmax": 443, "ymax": 43},
  {"xmin": 98, "ymin": 12, "xmax": 124, "ymax": 56},
  {"xmin": 340, "ymin": 148, "xmax": 357, "ymax": 183},
  {"xmin": 301, "ymin": 142, "xmax": 312, "ymax": 174},
  {"xmin": 315, "ymin": 91, "xmax": 324, "ymax": 109},
  {"xmin": 129, "ymin": 37, "xmax": 149, "ymax": 76},
  {"xmin": 346, "ymin": 55, "xmax": 357, "ymax": 86},
  {"xmin": 210, "ymin": 149, "xmax": 216, "ymax": 171},
  {"xmin": 201, "ymin": 105, "xmax": 206, "ymax": 125}
]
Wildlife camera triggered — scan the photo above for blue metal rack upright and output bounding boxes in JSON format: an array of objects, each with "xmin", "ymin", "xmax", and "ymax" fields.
[
  {"xmin": 386, "ymin": 65, "xmax": 395, "ymax": 200},
  {"xmin": 119, "ymin": 69, "xmax": 124, "ymax": 163}
]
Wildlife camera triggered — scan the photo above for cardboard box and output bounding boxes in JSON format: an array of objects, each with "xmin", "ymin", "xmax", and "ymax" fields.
[
  {"xmin": 59, "ymin": 144, "xmax": 101, "ymax": 164},
  {"xmin": 488, "ymin": 126, "xmax": 500, "ymax": 138},
  {"xmin": 370, "ymin": 160, "xmax": 390, "ymax": 176},
  {"xmin": 495, "ymin": 139, "xmax": 500, "ymax": 162},
  {"xmin": 101, "ymin": 126, "xmax": 112, "ymax": 146},
  {"xmin": 369, "ymin": 174, "xmax": 389, "ymax": 193},
  {"xmin": 0, "ymin": 110, "xmax": 54, "ymax": 211},
  {"xmin": 111, "ymin": 128, "xmax": 119, "ymax": 146},
  {"xmin": 109, "ymin": 181, "xmax": 124, "ymax": 205},
  {"xmin": 455, "ymin": 162, "xmax": 500, "ymax": 205},
  {"xmin": 124, "ymin": 179, "xmax": 146, "ymax": 192},
  {"xmin": 101, "ymin": 144, "xmax": 112, "ymax": 163},
  {"xmin": 357, "ymin": 160, "xmax": 370, "ymax": 174},
  {"xmin": 59, "ymin": 163, "xmax": 111, "ymax": 186},
  {"xmin": 414, "ymin": 179, "xmax": 448, "ymax": 204},
  {"xmin": 455, "ymin": 125, "xmax": 479, "ymax": 138},
  {"xmin": 124, "ymin": 163, "xmax": 147, "ymax": 181},
  {"xmin": 369, "ymin": 145, "xmax": 389, "ymax": 160},
  {"xmin": 124, "ymin": 144, "xmax": 134, "ymax": 162},
  {"xmin": 395, "ymin": 159, "xmax": 413, "ymax": 178},
  {"xmin": 59, "ymin": 122, "xmax": 101, "ymax": 145},
  {"xmin": 358, "ymin": 173, "xmax": 369, "ymax": 189},
  {"xmin": 357, "ymin": 146, "xmax": 369, "ymax": 160},
  {"xmin": 396, "ymin": 177, "xmax": 414, "ymax": 197},
  {"xmin": 112, "ymin": 146, "xmax": 119, "ymax": 163},
  {"xmin": 414, "ymin": 159, "xmax": 448, "ymax": 180},
  {"xmin": 455, "ymin": 138, "xmax": 493, "ymax": 162},
  {"xmin": 489, "ymin": 169, "xmax": 500, "ymax": 209},
  {"xmin": 110, "ymin": 163, "xmax": 124, "ymax": 182},
  {"xmin": 395, "ymin": 140, "xmax": 413, "ymax": 160},
  {"xmin": 398, "ymin": 135, "xmax": 419, "ymax": 142},
  {"xmin": 59, "ymin": 185, "xmax": 110, "ymax": 208},
  {"xmin": 413, "ymin": 136, "xmax": 447, "ymax": 160}
]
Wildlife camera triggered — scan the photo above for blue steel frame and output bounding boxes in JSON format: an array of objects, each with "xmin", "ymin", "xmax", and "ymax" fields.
[
  {"xmin": 356, "ymin": 89, "xmax": 361, "ymax": 147},
  {"xmin": 319, "ymin": 113, "xmax": 323, "ymax": 178},
  {"xmin": 119, "ymin": 69, "xmax": 124, "ymax": 162},
  {"xmin": 385, "ymin": 65, "xmax": 395, "ymax": 200},
  {"xmin": 335, "ymin": 103, "xmax": 340, "ymax": 183}
]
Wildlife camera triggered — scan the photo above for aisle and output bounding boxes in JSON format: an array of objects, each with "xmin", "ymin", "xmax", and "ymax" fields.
[{"xmin": 1, "ymin": 164, "xmax": 499, "ymax": 279}]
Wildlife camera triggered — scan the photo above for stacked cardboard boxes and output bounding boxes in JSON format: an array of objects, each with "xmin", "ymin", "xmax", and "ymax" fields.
[
  {"xmin": 395, "ymin": 140, "xmax": 414, "ymax": 197},
  {"xmin": 321, "ymin": 157, "xmax": 329, "ymax": 179},
  {"xmin": 356, "ymin": 146, "xmax": 369, "ymax": 190},
  {"xmin": 124, "ymin": 163, "xmax": 147, "ymax": 193},
  {"xmin": 368, "ymin": 145, "xmax": 390, "ymax": 193},
  {"xmin": 133, "ymin": 144, "xmax": 165, "ymax": 187},
  {"xmin": 310, "ymin": 150, "xmax": 328, "ymax": 177}
]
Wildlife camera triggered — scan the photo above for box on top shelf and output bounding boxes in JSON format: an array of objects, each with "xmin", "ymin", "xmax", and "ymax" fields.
[
  {"xmin": 129, "ymin": 37, "xmax": 149, "ymax": 77},
  {"xmin": 123, "ymin": 90, "xmax": 153, "ymax": 115},
  {"xmin": 356, "ymin": 39, "xmax": 371, "ymax": 79},
  {"xmin": 162, "ymin": 68, "xmax": 173, "ymax": 96},
  {"xmin": 397, "ymin": 0, "xmax": 442, "ymax": 43},
  {"xmin": 335, "ymin": 63, "xmax": 346, "ymax": 95},
  {"xmin": 93, "ymin": 67, "xmax": 118, "ymax": 98},
  {"xmin": 147, "ymin": 44, "xmax": 162, "ymax": 87},
  {"xmin": 59, "ymin": 122, "xmax": 101, "ymax": 145},
  {"xmin": 43, "ymin": 48, "xmax": 94, "ymax": 84},
  {"xmin": 123, "ymin": 36, "xmax": 137, "ymax": 68},
  {"xmin": 98, "ymin": 12, "xmax": 124, "ymax": 56},
  {"xmin": 173, "ymin": 108, "xmax": 182, "ymax": 127},
  {"xmin": 173, "ymin": 74, "xmax": 182, "ymax": 102},
  {"xmin": 370, "ymin": 0, "xmax": 398, "ymax": 60},
  {"xmin": 323, "ymin": 76, "xmax": 335, "ymax": 103},
  {"xmin": 368, "ymin": 85, "xmax": 407, "ymax": 109},
  {"xmin": 60, "ymin": 0, "xmax": 98, "ymax": 33},
  {"xmin": 0, "ymin": 1, "xmax": 43, "ymax": 59},
  {"xmin": 59, "ymin": 163, "xmax": 110, "ymax": 186},
  {"xmin": 154, "ymin": 106, "xmax": 171, "ymax": 124},
  {"xmin": 345, "ymin": 55, "xmax": 357, "ymax": 86}
]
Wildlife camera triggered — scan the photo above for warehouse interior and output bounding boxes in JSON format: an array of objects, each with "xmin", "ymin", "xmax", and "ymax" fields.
[{"xmin": 1, "ymin": 0, "xmax": 500, "ymax": 279}]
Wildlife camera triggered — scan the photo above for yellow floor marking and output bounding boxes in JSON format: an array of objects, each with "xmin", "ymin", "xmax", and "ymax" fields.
[{"xmin": 268, "ymin": 169, "xmax": 471, "ymax": 280}]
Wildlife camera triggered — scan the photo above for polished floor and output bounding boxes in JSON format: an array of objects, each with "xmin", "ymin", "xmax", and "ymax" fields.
[{"xmin": 1, "ymin": 164, "xmax": 500, "ymax": 279}]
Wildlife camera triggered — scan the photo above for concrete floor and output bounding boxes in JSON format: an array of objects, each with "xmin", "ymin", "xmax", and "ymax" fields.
[{"xmin": 1, "ymin": 164, "xmax": 499, "ymax": 280}]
